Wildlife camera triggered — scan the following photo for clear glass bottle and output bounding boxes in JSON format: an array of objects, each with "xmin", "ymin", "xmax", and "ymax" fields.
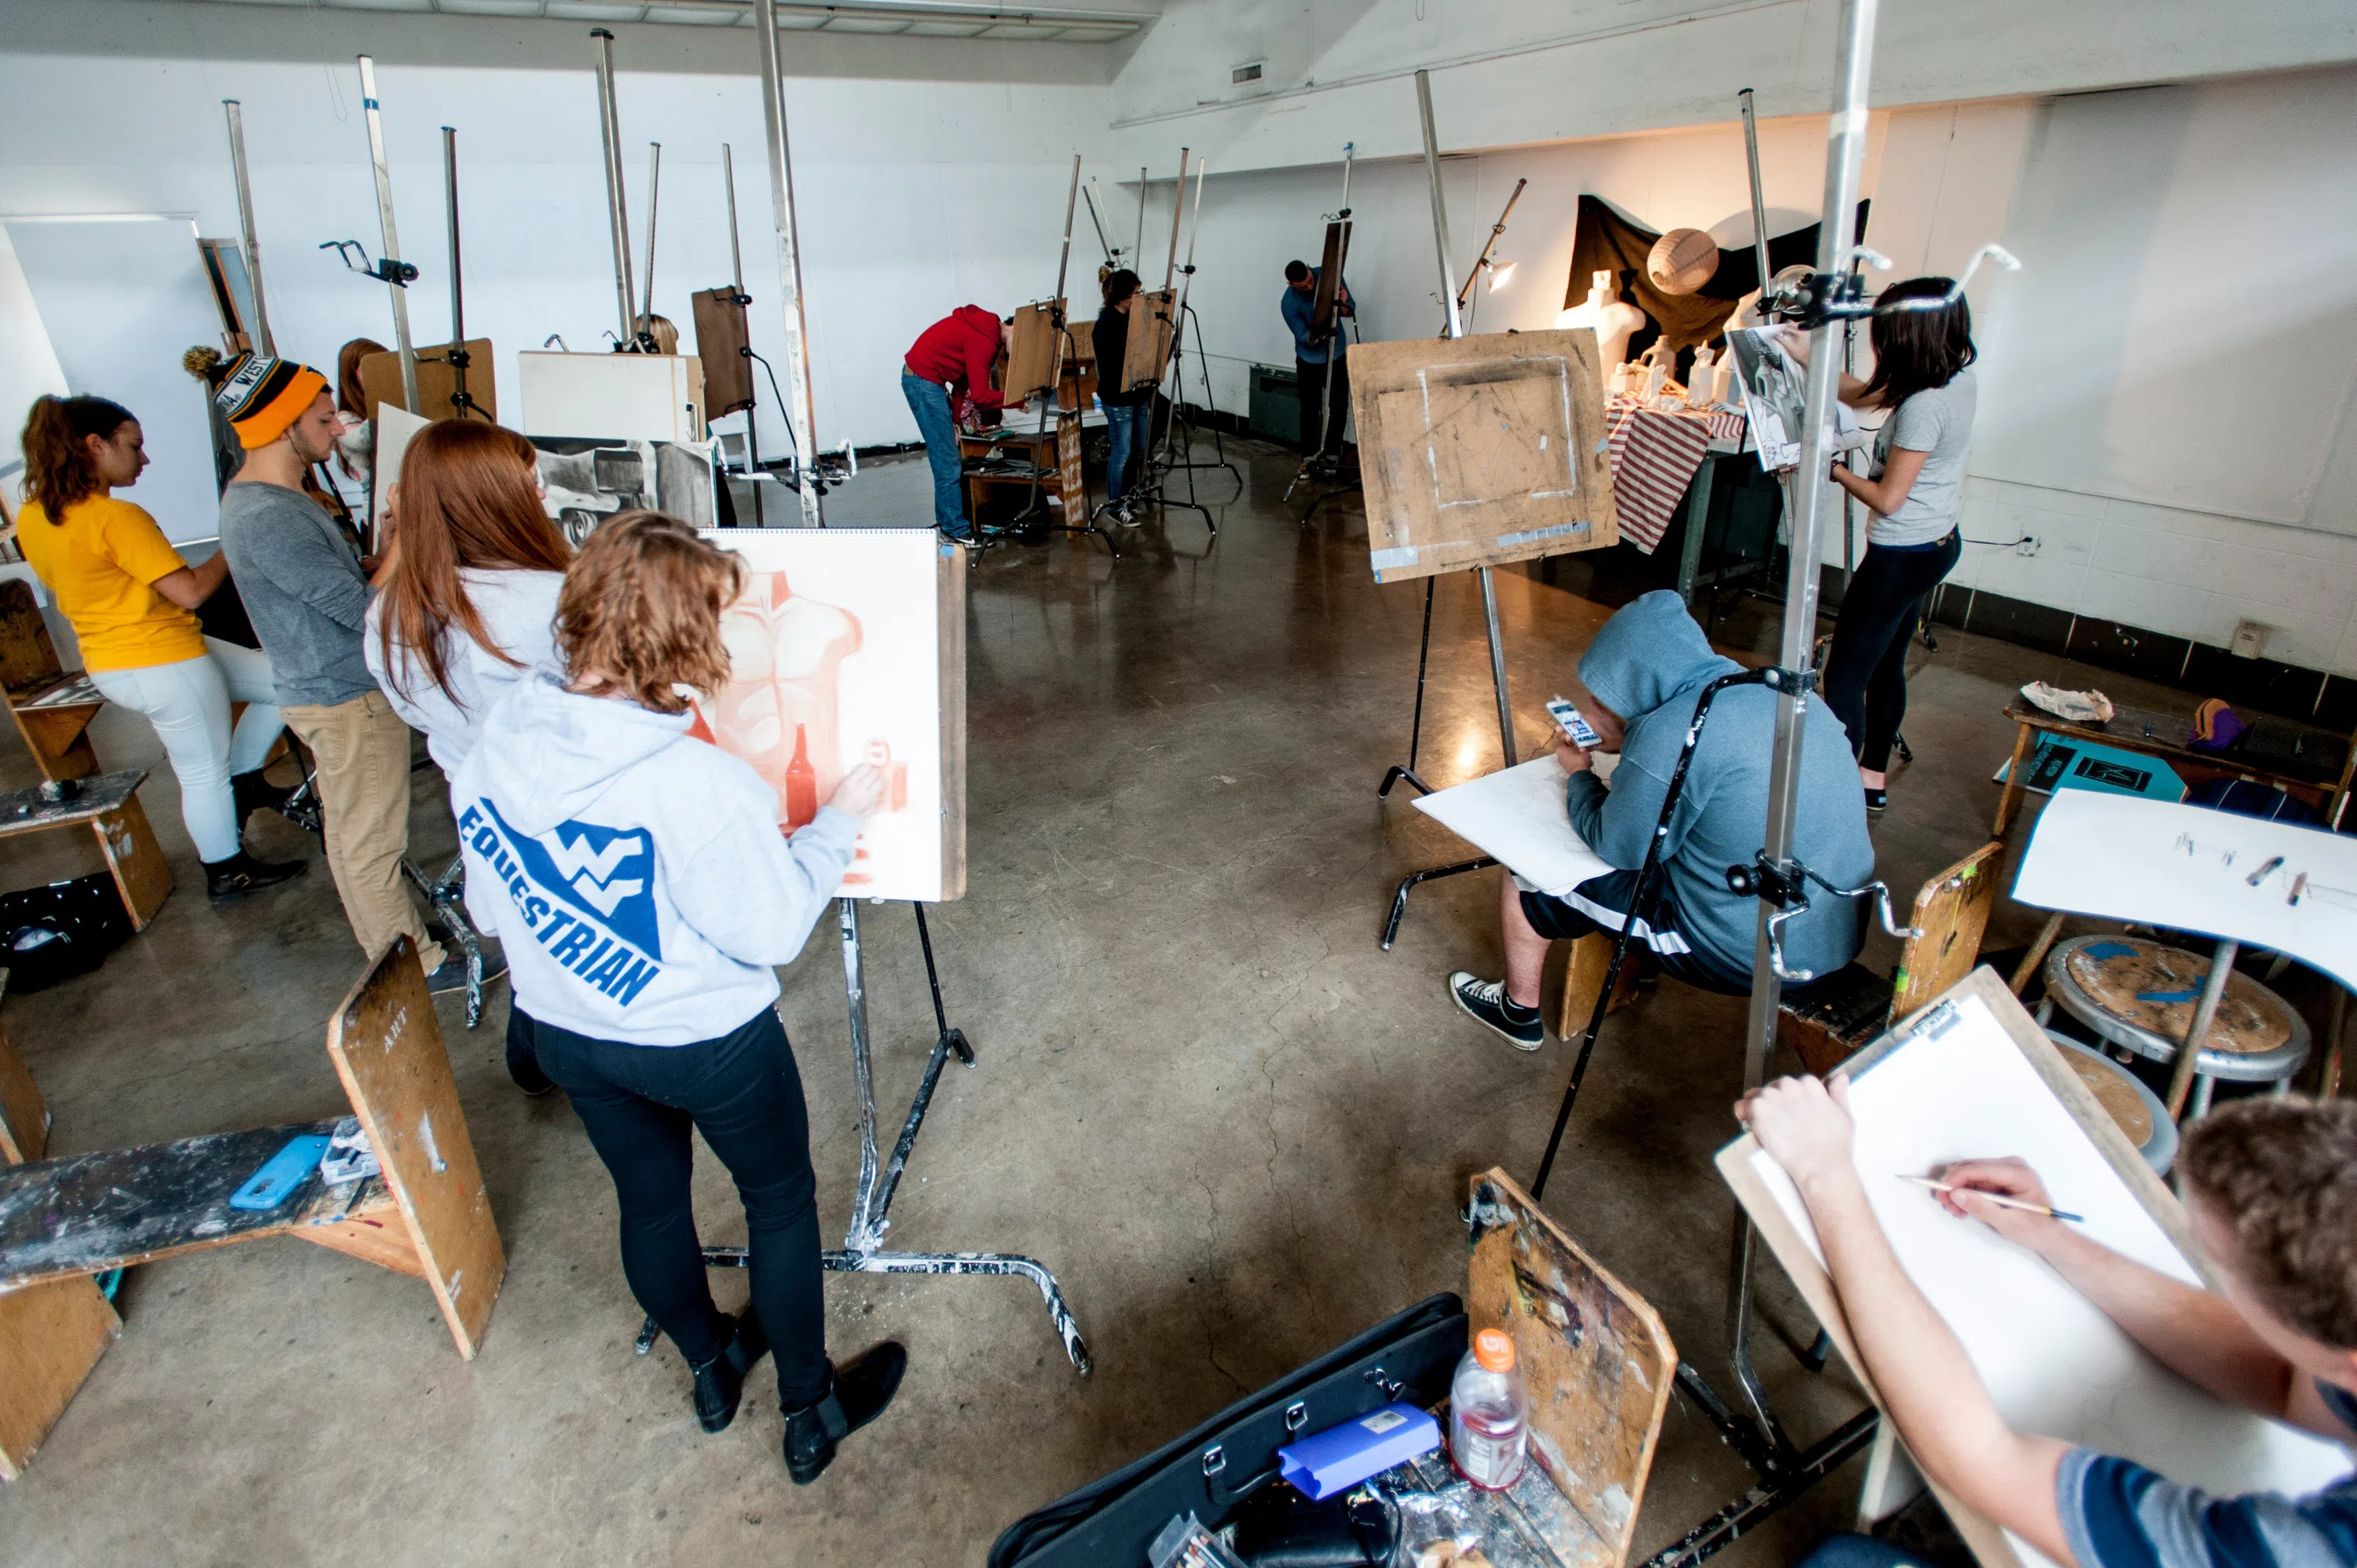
[{"xmin": 1449, "ymin": 1328, "xmax": 1528, "ymax": 1490}]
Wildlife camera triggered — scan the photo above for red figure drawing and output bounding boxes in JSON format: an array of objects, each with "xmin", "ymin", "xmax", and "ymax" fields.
[{"xmin": 691, "ymin": 570, "xmax": 863, "ymax": 833}]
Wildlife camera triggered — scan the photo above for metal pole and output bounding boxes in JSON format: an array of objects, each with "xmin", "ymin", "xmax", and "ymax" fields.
[
  {"xmin": 838, "ymin": 899, "xmax": 884, "ymax": 1251},
  {"xmin": 1162, "ymin": 148, "xmax": 1188, "ymax": 292},
  {"xmin": 723, "ymin": 141, "xmax": 762, "ymax": 524},
  {"xmin": 1157, "ymin": 156, "xmax": 1208, "ymax": 469},
  {"xmin": 1739, "ymin": 0, "xmax": 1879, "ymax": 1102},
  {"xmin": 1455, "ymin": 176, "xmax": 1527, "ymax": 313},
  {"xmin": 1739, "ymin": 88, "xmax": 1774, "ymax": 303},
  {"xmin": 1339, "ymin": 141, "xmax": 1355, "ymax": 212},
  {"xmin": 640, "ymin": 141, "xmax": 662, "ymax": 329},
  {"xmin": 1082, "ymin": 181, "xmax": 1114, "ymax": 265},
  {"xmin": 222, "ymin": 101, "xmax": 276, "ymax": 356},
  {"xmin": 1415, "ymin": 71, "xmax": 1465, "ymax": 339},
  {"xmin": 2165, "ymin": 937, "xmax": 2238, "ymax": 1119},
  {"xmin": 1136, "ymin": 166, "xmax": 1146, "ymax": 267},
  {"xmin": 1314, "ymin": 143, "xmax": 1356, "ymax": 463},
  {"xmin": 442, "ymin": 125, "xmax": 476, "ymax": 416},
  {"xmin": 590, "ymin": 30, "xmax": 637, "ymax": 351},
  {"xmin": 356, "ymin": 56, "xmax": 419, "ymax": 413},
  {"xmin": 1052, "ymin": 152, "xmax": 1080, "ymax": 317},
  {"xmin": 751, "ymin": 0, "xmax": 824, "ymax": 527}
]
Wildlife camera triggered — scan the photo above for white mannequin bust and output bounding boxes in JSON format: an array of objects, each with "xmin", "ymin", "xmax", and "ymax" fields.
[{"xmin": 1556, "ymin": 269, "xmax": 1646, "ymax": 371}]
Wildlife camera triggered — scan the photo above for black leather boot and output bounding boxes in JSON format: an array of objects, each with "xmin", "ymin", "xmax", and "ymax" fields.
[
  {"xmin": 203, "ymin": 850, "xmax": 306, "ymax": 902},
  {"xmin": 783, "ymin": 1341, "xmax": 907, "ymax": 1485},
  {"xmin": 690, "ymin": 1311, "xmax": 771, "ymax": 1434},
  {"xmin": 230, "ymin": 768, "xmax": 294, "ymax": 828}
]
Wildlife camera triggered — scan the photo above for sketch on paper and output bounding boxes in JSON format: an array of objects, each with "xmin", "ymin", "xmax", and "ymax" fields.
[
  {"xmin": 1725, "ymin": 328, "xmax": 1805, "ymax": 471},
  {"xmin": 689, "ymin": 529, "xmax": 964, "ymax": 903},
  {"xmin": 1412, "ymin": 754, "xmax": 1621, "ymax": 896},
  {"xmin": 533, "ymin": 438, "xmax": 720, "ymax": 544}
]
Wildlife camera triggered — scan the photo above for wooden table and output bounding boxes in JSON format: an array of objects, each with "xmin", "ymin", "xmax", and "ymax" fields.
[
  {"xmin": 0, "ymin": 768, "xmax": 171, "ymax": 930},
  {"xmin": 1991, "ymin": 695, "xmax": 2355, "ymax": 837}
]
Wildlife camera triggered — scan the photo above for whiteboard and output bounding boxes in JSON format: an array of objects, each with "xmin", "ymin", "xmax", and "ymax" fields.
[
  {"xmin": 5, "ymin": 218, "xmax": 225, "ymax": 543},
  {"xmin": 1725, "ymin": 973, "xmax": 2349, "ymax": 1568},
  {"xmin": 1971, "ymin": 75, "xmax": 2357, "ymax": 530}
]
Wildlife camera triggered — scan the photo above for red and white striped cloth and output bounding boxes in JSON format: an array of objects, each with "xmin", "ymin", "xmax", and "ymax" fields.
[{"xmin": 1605, "ymin": 398, "xmax": 1750, "ymax": 555}]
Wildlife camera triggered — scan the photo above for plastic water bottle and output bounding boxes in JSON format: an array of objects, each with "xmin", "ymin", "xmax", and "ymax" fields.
[{"xmin": 1449, "ymin": 1328, "xmax": 1528, "ymax": 1490}]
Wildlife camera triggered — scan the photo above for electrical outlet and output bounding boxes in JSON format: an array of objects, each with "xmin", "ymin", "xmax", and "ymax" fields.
[
  {"xmin": 2015, "ymin": 536, "xmax": 2040, "ymax": 557},
  {"xmin": 2231, "ymin": 620, "xmax": 2271, "ymax": 659}
]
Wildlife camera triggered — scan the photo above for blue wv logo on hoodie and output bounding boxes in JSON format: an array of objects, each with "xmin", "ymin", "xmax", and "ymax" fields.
[{"xmin": 461, "ymin": 798, "xmax": 664, "ymax": 1006}]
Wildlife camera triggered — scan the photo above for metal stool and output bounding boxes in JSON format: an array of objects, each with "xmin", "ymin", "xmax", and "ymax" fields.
[
  {"xmin": 2045, "ymin": 1028, "xmax": 2177, "ymax": 1174},
  {"xmin": 2044, "ymin": 935, "xmax": 2310, "ymax": 1118}
]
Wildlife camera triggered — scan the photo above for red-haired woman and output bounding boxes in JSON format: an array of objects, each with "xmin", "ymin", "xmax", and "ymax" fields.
[
  {"xmin": 451, "ymin": 512, "xmax": 903, "ymax": 1482},
  {"xmin": 14, "ymin": 394, "xmax": 302, "ymax": 899}
]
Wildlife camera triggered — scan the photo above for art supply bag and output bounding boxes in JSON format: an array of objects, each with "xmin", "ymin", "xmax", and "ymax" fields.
[
  {"xmin": 0, "ymin": 871, "xmax": 134, "ymax": 993},
  {"xmin": 988, "ymin": 1294, "xmax": 1467, "ymax": 1568}
]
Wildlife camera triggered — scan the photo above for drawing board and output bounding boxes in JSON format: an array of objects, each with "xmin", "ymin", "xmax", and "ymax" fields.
[
  {"xmin": 1724, "ymin": 328, "xmax": 1803, "ymax": 471},
  {"xmin": 2014, "ymin": 792, "xmax": 2357, "ymax": 989},
  {"xmin": 535, "ymin": 438, "xmax": 721, "ymax": 542},
  {"xmin": 1412, "ymin": 755, "xmax": 1618, "ymax": 896},
  {"xmin": 1349, "ymin": 331, "xmax": 1618, "ymax": 584},
  {"xmin": 1120, "ymin": 289, "xmax": 1175, "ymax": 397},
  {"xmin": 1004, "ymin": 300, "xmax": 1069, "ymax": 404},
  {"xmin": 1719, "ymin": 968, "xmax": 2350, "ymax": 1568},
  {"xmin": 372, "ymin": 404, "xmax": 432, "ymax": 547},
  {"xmin": 693, "ymin": 529, "xmax": 966, "ymax": 903},
  {"xmin": 357, "ymin": 340, "xmax": 498, "ymax": 423},
  {"xmin": 1310, "ymin": 222, "xmax": 1351, "ymax": 339}
]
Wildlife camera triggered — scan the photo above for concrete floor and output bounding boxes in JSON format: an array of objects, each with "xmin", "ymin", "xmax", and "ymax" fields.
[{"xmin": 1, "ymin": 443, "xmax": 2319, "ymax": 1565}]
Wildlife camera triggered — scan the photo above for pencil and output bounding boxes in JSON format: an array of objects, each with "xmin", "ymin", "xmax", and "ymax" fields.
[{"xmin": 1897, "ymin": 1174, "xmax": 2084, "ymax": 1223}]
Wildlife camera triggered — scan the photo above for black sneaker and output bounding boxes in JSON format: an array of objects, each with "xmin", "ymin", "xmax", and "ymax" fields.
[
  {"xmin": 1449, "ymin": 971, "xmax": 1545, "ymax": 1051},
  {"xmin": 1863, "ymin": 787, "xmax": 1888, "ymax": 816},
  {"xmin": 426, "ymin": 948, "xmax": 508, "ymax": 997},
  {"xmin": 691, "ymin": 1311, "xmax": 772, "ymax": 1434},
  {"xmin": 229, "ymin": 768, "xmax": 294, "ymax": 829},
  {"xmin": 783, "ymin": 1342, "xmax": 907, "ymax": 1486},
  {"xmin": 204, "ymin": 851, "xmax": 306, "ymax": 902},
  {"xmin": 1115, "ymin": 504, "xmax": 1142, "ymax": 528}
]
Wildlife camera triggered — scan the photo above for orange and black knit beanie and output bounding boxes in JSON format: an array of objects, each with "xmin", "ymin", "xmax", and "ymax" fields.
[{"xmin": 214, "ymin": 351, "xmax": 329, "ymax": 449}]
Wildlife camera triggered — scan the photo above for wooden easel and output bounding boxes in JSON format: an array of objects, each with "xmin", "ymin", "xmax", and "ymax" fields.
[
  {"xmin": 0, "ymin": 580, "xmax": 103, "ymax": 782},
  {"xmin": 0, "ymin": 936, "xmax": 504, "ymax": 1478}
]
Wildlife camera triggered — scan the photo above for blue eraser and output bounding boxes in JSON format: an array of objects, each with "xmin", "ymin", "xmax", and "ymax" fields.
[{"xmin": 1277, "ymin": 1402, "xmax": 1441, "ymax": 1500}]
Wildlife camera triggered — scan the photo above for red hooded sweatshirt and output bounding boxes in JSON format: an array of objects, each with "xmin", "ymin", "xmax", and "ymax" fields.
[{"xmin": 904, "ymin": 306, "xmax": 1008, "ymax": 411}]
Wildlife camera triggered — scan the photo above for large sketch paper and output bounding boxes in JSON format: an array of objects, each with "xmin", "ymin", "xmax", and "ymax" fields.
[
  {"xmin": 1735, "ymin": 984, "xmax": 2348, "ymax": 1568},
  {"xmin": 2014, "ymin": 792, "xmax": 2357, "ymax": 989},
  {"xmin": 1350, "ymin": 331, "xmax": 1618, "ymax": 584},
  {"xmin": 1411, "ymin": 756, "xmax": 1618, "ymax": 896},
  {"xmin": 372, "ymin": 404, "xmax": 432, "ymax": 541},
  {"xmin": 695, "ymin": 529, "xmax": 965, "ymax": 903},
  {"xmin": 1725, "ymin": 328, "xmax": 1804, "ymax": 471}
]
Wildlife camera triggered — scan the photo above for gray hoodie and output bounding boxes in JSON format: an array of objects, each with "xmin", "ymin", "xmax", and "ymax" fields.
[
  {"xmin": 454, "ymin": 671, "xmax": 857, "ymax": 1046},
  {"xmin": 365, "ymin": 567, "xmax": 564, "ymax": 775},
  {"xmin": 1565, "ymin": 590, "xmax": 1874, "ymax": 982}
]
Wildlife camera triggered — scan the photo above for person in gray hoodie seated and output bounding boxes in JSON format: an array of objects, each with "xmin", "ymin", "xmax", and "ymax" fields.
[
  {"xmin": 366, "ymin": 419, "xmax": 569, "ymax": 1090},
  {"xmin": 1450, "ymin": 590, "xmax": 1875, "ymax": 1050},
  {"xmin": 453, "ymin": 511, "xmax": 901, "ymax": 1484}
]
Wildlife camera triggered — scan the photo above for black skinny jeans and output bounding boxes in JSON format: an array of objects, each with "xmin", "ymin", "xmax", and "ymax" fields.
[
  {"xmin": 526, "ymin": 1006, "xmax": 830, "ymax": 1408},
  {"xmin": 1823, "ymin": 530, "xmax": 1962, "ymax": 772}
]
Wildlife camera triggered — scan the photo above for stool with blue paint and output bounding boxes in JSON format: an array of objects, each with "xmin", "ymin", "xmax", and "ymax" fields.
[{"xmin": 2042, "ymin": 934, "xmax": 2310, "ymax": 1118}]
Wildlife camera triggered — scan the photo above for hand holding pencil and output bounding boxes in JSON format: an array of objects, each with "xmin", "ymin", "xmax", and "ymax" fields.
[{"xmin": 1916, "ymin": 1156, "xmax": 2077, "ymax": 1240}]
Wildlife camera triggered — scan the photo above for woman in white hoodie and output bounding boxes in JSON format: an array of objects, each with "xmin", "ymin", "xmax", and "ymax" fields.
[
  {"xmin": 367, "ymin": 419, "xmax": 568, "ymax": 1090},
  {"xmin": 453, "ymin": 511, "xmax": 900, "ymax": 1485}
]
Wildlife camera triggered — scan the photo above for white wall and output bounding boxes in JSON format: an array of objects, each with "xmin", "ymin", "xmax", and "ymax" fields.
[
  {"xmin": 0, "ymin": 225, "xmax": 71, "ymax": 478},
  {"xmin": 0, "ymin": 10, "xmax": 1109, "ymax": 460}
]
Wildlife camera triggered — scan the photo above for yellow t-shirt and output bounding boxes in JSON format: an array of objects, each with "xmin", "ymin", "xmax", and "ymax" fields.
[{"xmin": 15, "ymin": 495, "xmax": 207, "ymax": 672}]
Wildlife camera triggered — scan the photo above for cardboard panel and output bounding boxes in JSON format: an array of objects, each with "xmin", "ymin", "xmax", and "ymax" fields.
[
  {"xmin": 1351, "ymin": 331, "xmax": 1618, "ymax": 584},
  {"xmin": 357, "ymin": 340, "xmax": 497, "ymax": 423},
  {"xmin": 324, "ymin": 939, "xmax": 504, "ymax": 1360}
]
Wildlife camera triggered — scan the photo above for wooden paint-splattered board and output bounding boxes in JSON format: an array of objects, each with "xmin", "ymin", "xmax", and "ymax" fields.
[{"xmin": 1348, "ymin": 331, "xmax": 1618, "ymax": 584}]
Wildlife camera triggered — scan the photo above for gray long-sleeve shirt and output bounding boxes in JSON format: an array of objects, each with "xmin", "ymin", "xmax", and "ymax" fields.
[{"xmin": 218, "ymin": 480, "xmax": 379, "ymax": 708}]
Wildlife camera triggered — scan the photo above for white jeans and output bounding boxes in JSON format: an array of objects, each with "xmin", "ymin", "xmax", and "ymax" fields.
[{"xmin": 88, "ymin": 637, "xmax": 285, "ymax": 862}]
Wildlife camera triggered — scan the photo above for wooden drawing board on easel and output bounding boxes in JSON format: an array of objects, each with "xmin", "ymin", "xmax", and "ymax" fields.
[
  {"xmin": 1310, "ymin": 220, "xmax": 1351, "ymax": 337},
  {"xmin": 358, "ymin": 339, "xmax": 497, "ymax": 424},
  {"xmin": 1004, "ymin": 300, "xmax": 1068, "ymax": 403},
  {"xmin": 1349, "ymin": 329, "xmax": 1618, "ymax": 584},
  {"xmin": 1717, "ymin": 966, "xmax": 2350, "ymax": 1568},
  {"xmin": 1121, "ymin": 288, "xmax": 1175, "ymax": 397}
]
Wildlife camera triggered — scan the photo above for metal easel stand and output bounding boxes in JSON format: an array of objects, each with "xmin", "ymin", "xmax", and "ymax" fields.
[
  {"xmin": 1290, "ymin": 320, "xmax": 1364, "ymax": 526},
  {"xmin": 1123, "ymin": 305, "xmax": 1223, "ymax": 542},
  {"xmin": 403, "ymin": 854, "xmax": 493, "ymax": 1029},
  {"xmin": 636, "ymin": 899, "xmax": 1091, "ymax": 1376}
]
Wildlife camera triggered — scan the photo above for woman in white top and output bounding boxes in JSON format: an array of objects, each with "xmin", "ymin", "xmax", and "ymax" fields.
[
  {"xmin": 366, "ymin": 419, "xmax": 570, "ymax": 1093},
  {"xmin": 365, "ymin": 419, "xmax": 570, "ymax": 774},
  {"xmin": 1791, "ymin": 276, "xmax": 1980, "ymax": 815}
]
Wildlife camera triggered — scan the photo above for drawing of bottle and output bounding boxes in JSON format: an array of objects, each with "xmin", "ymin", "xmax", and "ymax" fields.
[{"xmin": 785, "ymin": 723, "xmax": 819, "ymax": 831}]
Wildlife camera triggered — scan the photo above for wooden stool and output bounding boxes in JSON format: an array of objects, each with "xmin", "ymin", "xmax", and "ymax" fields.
[
  {"xmin": 2045, "ymin": 1029, "xmax": 2177, "ymax": 1174},
  {"xmin": 2044, "ymin": 935, "xmax": 2310, "ymax": 1117},
  {"xmin": 0, "ymin": 937, "xmax": 504, "ymax": 1476},
  {"xmin": 0, "ymin": 769, "xmax": 172, "ymax": 931},
  {"xmin": 0, "ymin": 580, "xmax": 102, "ymax": 782}
]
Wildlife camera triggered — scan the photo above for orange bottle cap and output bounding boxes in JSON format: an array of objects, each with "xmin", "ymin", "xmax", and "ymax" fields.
[{"xmin": 1473, "ymin": 1328, "xmax": 1516, "ymax": 1373}]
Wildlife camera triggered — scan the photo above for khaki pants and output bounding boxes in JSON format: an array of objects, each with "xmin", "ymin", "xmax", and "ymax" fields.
[{"xmin": 283, "ymin": 691, "xmax": 445, "ymax": 976}]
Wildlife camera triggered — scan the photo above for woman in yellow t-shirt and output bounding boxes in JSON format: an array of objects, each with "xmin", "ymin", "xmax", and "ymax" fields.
[{"xmin": 16, "ymin": 395, "xmax": 304, "ymax": 899}]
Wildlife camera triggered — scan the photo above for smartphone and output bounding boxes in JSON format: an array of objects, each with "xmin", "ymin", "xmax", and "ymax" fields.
[
  {"xmin": 1546, "ymin": 695, "xmax": 1601, "ymax": 749},
  {"xmin": 229, "ymin": 1133, "xmax": 332, "ymax": 1212}
]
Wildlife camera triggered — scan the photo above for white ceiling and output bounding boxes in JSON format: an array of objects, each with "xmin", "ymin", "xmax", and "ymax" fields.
[{"xmin": 163, "ymin": 0, "xmax": 1154, "ymax": 42}]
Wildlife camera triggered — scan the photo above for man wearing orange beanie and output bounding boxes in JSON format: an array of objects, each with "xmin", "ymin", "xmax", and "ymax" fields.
[{"xmin": 216, "ymin": 354, "xmax": 467, "ymax": 991}]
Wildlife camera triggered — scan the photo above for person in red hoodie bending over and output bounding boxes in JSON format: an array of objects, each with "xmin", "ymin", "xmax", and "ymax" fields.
[{"xmin": 902, "ymin": 306, "xmax": 1017, "ymax": 542}]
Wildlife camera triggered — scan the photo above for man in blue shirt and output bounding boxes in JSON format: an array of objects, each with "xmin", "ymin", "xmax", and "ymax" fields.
[
  {"xmin": 1281, "ymin": 259, "xmax": 1354, "ymax": 469},
  {"xmin": 1746, "ymin": 1084, "xmax": 2357, "ymax": 1568}
]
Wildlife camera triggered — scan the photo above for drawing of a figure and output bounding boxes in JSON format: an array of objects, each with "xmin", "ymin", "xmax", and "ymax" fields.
[{"xmin": 696, "ymin": 570, "xmax": 863, "ymax": 834}]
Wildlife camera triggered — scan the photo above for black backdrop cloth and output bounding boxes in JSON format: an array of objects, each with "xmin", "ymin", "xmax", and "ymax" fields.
[{"xmin": 1563, "ymin": 193, "xmax": 1871, "ymax": 373}]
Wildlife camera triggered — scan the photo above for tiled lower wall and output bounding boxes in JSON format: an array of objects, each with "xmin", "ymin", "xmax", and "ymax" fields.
[{"xmin": 1829, "ymin": 475, "xmax": 2357, "ymax": 732}]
